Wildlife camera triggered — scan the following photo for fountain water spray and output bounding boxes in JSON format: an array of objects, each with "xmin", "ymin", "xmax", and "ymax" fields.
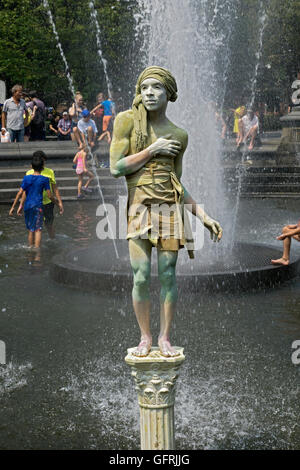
[
  {"xmin": 42, "ymin": 0, "xmax": 76, "ymax": 100},
  {"xmin": 89, "ymin": 1, "xmax": 113, "ymax": 99},
  {"xmin": 84, "ymin": 138, "xmax": 119, "ymax": 259},
  {"xmin": 135, "ymin": 0, "xmax": 237, "ymax": 259},
  {"xmin": 230, "ymin": 0, "xmax": 268, "ymax": 249}
]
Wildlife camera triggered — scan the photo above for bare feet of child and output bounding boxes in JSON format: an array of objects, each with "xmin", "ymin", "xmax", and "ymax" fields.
[
  {"xmin": 271, "ymin": 257, "xmax": 289, "ymax": 266},
  {"xmin": 133, "ymin": 335, "xmax": 152, "ymax": 357},
  {"xmin": 158, "ymin": 336, "xmax": 179, "ymax": 358}
]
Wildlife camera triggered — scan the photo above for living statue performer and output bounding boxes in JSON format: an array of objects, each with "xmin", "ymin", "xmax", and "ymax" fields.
[{"xmin": 110, "ymin": 66, "xmax": 223, "ymax": 358}]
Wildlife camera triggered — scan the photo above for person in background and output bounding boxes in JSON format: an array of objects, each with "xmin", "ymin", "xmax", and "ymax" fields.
[
  {"xmin": 23, "ymin": 93, "xmax": 36, "ymax": 142},
  {"xmin": 91, "ymin": 92, "xmax": 104, "ymax": 136},
  {"xmin": 238, "ymin": 108, "xmax": 259, "ymax": 150},
  {"xmin": 271, "ymin": 221, "xmax": 300, "ymax": 266},
  {"xmin": 101, "ymin": 95, "xmax": 115, "ymax": 133},
  {"xmin": 2, "ymin": 84, "xmax": 28, "ymax": 142},
  {"xmin": 9, "ymin": 154, "xmax": 58, "ymax": 248},
  {"xmin": 57, "ymin": 111, "xmax": 72, "ymax": 141},
  {"xmin": 73, "ymin": 144, "xmax": 94, "ymax": 199},
  {"xmin": 76, "ymin": 109, "xmax": 97, "ymax": 148},
  {"xmin": 49, "ymin": 112, "xmax": 60, "ymax": 138},
  {"xmin": 1, "ymin": 128, "xmax": 11, "ymax": 142},
  {"xmin": 97, "ymin": 113, "xmax": 114, "ymax": 145},
  {"xmin": 20, "ymin": 150, "xmax": 64, "ymax": 239},
  {"xmin": 230, "ymin": 102, "xmax": 246, "ymax": 144},
  {"xmin": 27, "ymin": 90, "xmax": 46, "ymax": 141},
  {"xmin": 69, "ymin": 91, "xmax": 86, "ymax": 145}
]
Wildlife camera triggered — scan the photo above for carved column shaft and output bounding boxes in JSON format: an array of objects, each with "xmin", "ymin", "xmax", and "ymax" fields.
[{"xmin": 125, "ymin": 347, "xmax": 185, "ymax": 450}]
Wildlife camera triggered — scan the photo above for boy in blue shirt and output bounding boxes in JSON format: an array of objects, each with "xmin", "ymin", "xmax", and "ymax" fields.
[{"xmin": 9, "ymin": 154, "xmax": 57, "ymax": 248}]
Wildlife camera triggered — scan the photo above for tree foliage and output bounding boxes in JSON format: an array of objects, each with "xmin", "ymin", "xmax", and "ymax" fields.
[
  {"xmin": 0, "ymin": 0, "xmax": 137, "ymax": 108},
  {"xmin": 1, "ymin": 0, "xmax": 300, "ymax": 111}
]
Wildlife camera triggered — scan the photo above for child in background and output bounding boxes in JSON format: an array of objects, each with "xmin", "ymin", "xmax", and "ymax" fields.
[
  {"xmin": 1, "ymin": 128, "xmax": 11, "ymax": 142},
  {"xmin": 73, "ymin": 145, "xmax": 94, "ymax": 199},
  {"xmin": 9, "ymin": 154, "xmax": 57, "ymax": 248}
]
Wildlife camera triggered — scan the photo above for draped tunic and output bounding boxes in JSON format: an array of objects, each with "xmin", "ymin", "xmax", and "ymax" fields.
[{"xmin": 125, "ymin": 154, "xmax": 194, "ymax": 258}]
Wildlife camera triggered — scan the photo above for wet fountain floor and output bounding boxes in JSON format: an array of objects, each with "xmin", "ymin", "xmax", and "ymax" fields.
[{"xmin": 0, "ymin": 198, "xmax": 300, "ymax": 449}]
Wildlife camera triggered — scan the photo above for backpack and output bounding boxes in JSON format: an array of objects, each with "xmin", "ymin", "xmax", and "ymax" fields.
[{"xmin": 32, "ymin": 105, "xmax": 44, "ymax": 126}]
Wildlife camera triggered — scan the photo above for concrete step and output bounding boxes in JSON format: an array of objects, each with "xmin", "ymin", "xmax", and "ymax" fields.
[
  {"xmin": 0, "ymin": 185, "xmax": 125, "ymax": 203},
  {"xmin": 0, "ymin": 177, "xmax": 124, "ymax": 189},
  {"xmin": 0, "ymin": 165, "xmax": 112, "ymax": 178},
  {"xmin": 242, "ymin": 183, "xmax": 300, "ymax": 193},
  {"xmin": 241, "ymin": 165, "xmax": 300, "ymax": 174},
  {"xmin": 241, "ymin": 192, "xmax": 300, "ymax": 198},
  {"xmin": 0, "ymin": 141, "xmax": 110, "ymax": 162},
  {"xmin": 241, "ymin": 174, "xmax": 300, "ymax": 184}
]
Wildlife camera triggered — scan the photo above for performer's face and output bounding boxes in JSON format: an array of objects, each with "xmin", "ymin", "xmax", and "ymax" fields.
[{"xmin": 140, "ymin": 78, "xmax": 168, "ymax": 111}]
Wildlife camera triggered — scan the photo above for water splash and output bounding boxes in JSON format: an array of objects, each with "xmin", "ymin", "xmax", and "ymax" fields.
[
  {"xmin": 0, "ymin": 362, "xmax": 33, "ymax": 397},
  {"xmin": 59, "ymin": 357, "xmax": 138, "ymax": 446},
  {"xmin": 43, "ymin": 0, "xmax": 76, "ymax": 99},
  {"xmin": 88, "ymin": 1, "xmax": 113, "ymax": 99}
]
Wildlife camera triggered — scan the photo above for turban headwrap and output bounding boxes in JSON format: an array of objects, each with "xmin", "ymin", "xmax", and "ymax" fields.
[{"xmin": 132, "ymin": 66, "xmax": 178, "ymax": 152}]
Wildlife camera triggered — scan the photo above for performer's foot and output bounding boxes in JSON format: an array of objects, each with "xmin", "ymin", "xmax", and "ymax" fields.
[
  {"xmin": 271, "ymin": 257, "xmax": 289, "ymax": 266},
  {"xmin": 158, "ymin": 336, "xmax": 179, "ymax": 358},
  {"xmin": 132, "ymin": 336, "xmax": 152, "ymax": 357}
]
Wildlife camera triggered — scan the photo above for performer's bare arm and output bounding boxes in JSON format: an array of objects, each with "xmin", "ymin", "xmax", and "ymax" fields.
[
  {"xmin": 173, "ymin": 129, "xmax": 222, "ymax": 241},
  {"xmin": 110, "ymin": 111, "xmax": 182, "ymax": 178}
]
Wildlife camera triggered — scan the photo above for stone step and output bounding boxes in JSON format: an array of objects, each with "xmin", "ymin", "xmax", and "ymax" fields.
[
  {"xmin": 0, "ymin": 185, "xmax": 125, "ymax": 203},
  {"xmin": 0, "ymin": 165, "xmax": 112, "ymax": 178},
  {"xmin": 241, "ymin": 183, "xmax": 300, "ymax": 193},
  {"xmin": 240, "ymin": 166, "xmax": 300, "ymax": 174},
  {"xmin": 240, "ymin": 174, "xmax": 300, "ymax": 184},
  {"xmin": 0, "ymin": 141, "xmax": 110, "ymax": 162},
  {"xmin": 241, "ymin": 192, "xmax": 300, "ymax": 198},
  {"xmin": 0, "ymin": 177, "xmax": 124, "ymax": 189}
]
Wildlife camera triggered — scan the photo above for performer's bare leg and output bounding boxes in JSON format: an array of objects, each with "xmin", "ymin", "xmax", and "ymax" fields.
[
  {"xmin": 157, "ymin": 247, "xmax": 179, "ymax": 357},
  {"xmin": 129, "ymin": 238, "xmax": 152, "ymax": 356}
]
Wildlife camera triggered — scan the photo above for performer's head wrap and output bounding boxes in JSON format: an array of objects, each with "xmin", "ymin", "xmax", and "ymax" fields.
[{"xmin": 132, "ymin": 66, "xmax": 178, "ymax": 151}]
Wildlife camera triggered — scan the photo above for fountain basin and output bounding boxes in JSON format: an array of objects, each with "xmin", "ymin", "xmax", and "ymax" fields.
[{"xmin": 50, "ymin": 241, "xmax": 300, "ymax": 292}]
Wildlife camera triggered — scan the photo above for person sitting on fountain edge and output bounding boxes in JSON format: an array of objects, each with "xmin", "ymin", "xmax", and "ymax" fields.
[
  {"xmin": 75, "ymin": 109, "xmax": 97, "ymax": 148},
  {"xmin": 271, "ymin": 221, "xmax": 300, "ymax": 266},
  {"xmin": 237, "ymin": 108, "xmax": 259, "ymax": 151},
  {"xmin": 110, "ymin": 65, "xmax": 223, "ymax": 358}
]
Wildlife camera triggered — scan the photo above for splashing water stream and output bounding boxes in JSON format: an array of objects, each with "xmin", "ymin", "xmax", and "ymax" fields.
[
  {"xmin": 230, "ymin": 1, "xmax": 268, "ymax": 249},
  {"xmin": 88, "ymin": 1, "xmax": 114, "ymax": 99},
  {"xmin": 43, "ymin": 0, "xmax": 76, "ymax": 99},
  {"xmin": 135, "ymin": 0, "xmax": 237, "ymax": 259}
]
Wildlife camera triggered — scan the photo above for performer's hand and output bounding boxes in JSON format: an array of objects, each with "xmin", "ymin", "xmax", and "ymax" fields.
[
  {"xmin": 203, "ymin": 215, "xmax": 223, "ymax": 242},
  {"xmin": 148, "ymin": 134, "xmax": 181, "ymax": 158}
]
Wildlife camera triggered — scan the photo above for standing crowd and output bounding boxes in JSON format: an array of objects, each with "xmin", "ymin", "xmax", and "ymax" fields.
[{"xmin": 1, "ymin": 84, "xmax": 116, "ymax": 147}]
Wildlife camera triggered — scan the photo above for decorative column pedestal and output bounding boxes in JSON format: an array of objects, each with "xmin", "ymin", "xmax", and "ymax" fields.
[
  {"xmin": 125, "ymin": 347, "xmax": 185, "ymax": 450},
  {"xmin": 278, "ymin": 106, "xmax": 300, "ymax": 159}
]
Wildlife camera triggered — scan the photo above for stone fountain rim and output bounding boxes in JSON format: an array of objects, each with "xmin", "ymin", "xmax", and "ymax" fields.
[{"xmin": 51, "ymin": 241, "xmax": 300, "ymax": 277}]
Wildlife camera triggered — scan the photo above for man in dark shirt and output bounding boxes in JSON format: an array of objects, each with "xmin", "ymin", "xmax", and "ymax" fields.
[{"xmin": 27, "ymin": 90, "xmax": 46, "ymax": 141}]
